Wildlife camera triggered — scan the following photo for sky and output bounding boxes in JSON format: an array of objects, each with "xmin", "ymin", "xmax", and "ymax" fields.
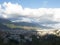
[
  {"xmin": 0, "ymin": 0, "xmax": 60, "ymax": 29},
  {"xmin": 0, "ymin": 0, "xmax": 60, "ymax": 8}
]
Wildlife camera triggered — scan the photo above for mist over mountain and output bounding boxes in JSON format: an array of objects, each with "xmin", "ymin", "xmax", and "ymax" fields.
[{"xmin": 0, "ymin": 17, "xmax": 54, "ymax": 30}]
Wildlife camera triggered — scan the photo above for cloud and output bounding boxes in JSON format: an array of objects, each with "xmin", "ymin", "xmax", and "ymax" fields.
[
  {"xmin": 0, "ymin": 2, "xmax": 53, "ymax": 18},
  {"xmin": 0, "ymin": 2, "xmax": 60, "ymax": 20},
  {"xmin": 3, "ymin": 2, "xmax": 23, "ymax": 17},
  {"xmin": 12, "ymin": 17, "xmax": 32, "ymax": 23},
  {"xmin": 0, "ymin": 2, "xmax": 60, "ymax": 29}
]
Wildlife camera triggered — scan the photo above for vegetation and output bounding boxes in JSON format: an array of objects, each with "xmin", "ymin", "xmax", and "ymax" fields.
[{"xmin": 0, "ymin": 31, "xmax": 60, "ymax": 45}]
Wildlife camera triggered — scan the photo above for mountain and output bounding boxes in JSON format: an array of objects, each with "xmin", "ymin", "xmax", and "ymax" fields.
[
  {"xmin": 0, "ymin": 18, "xmax": 11, "ymax": 30},
  {"xmin": 13, "ymin": 22, "xmax": 40, "ymax": 27},
  {"xmin": 0, "ymin": 22, "xmax": 10, "ymax": 30},
  {"xmin": 0, "ymin": 18, "xmax": 54, "ymax": 30},
  {"xmin": 0, "ymin": 18, "xmax": 11, "ymax": 24},
  {"xmin": 12, "ymin": 21, "xmax": 53, "ymax": 29}
]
